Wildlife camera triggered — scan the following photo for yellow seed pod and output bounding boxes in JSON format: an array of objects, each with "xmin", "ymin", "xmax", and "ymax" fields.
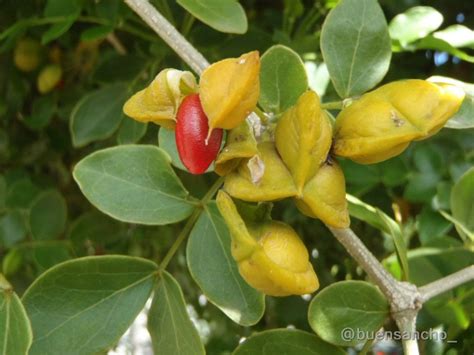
[
  {"xmin": 215, "ymin": 191, "xmax": 258, "ymax": 260},
  {"xmin": 295, "ymin": 160, "xmax": 350, "ymax": 228},
  {"xmin": 215, "ymin": 121, "xmax": 258, "ymax": 176},
  {"xmin": 37, "ymin": 65, "xmax": 62, "ymax": 94},
  {"xmin": 334, "ymin": 80, "xmax": 464, "ymax": 164},
  {"xmin": 275, "ymin": 90, "xmax": 332, "ymax": 194},
  {"xmin": 216, "ymin": 191, "xmax": 319, "ymax": 297},
  {"xmin": 224, "ymin": 142, "xmax": 297, "ymax": 202},
  {"xmin": 200, "ymin": 51, "xmax": 260, "ymax": 133},
  {"xmin": 379, "ymin": 81, "xmax": 465, "ymax": 139},
  {"xmin": 123, "ymin": 69, "xmax": 197, "ymax": 129},
  {"xmin": 14, "ymin": 38, "xmax": 42, "ymax": 72}
]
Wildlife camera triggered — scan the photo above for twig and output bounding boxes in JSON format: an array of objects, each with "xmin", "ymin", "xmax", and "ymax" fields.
[
  {"xmin": 124, "ymin": 0, "xmax": 209, "ymax": 74},
  {"xmin": 106, "ymin": 33, "xmax": 127, "ymax": 54},
  {"xmin": 419, "ymin": 265, "xmax": 474, "ymax": 302},
  {"xmin": 328, "ymin": 227, "xmax": 400, "ymax": 299},
  {"xmin": 157, "ymin": 177, "xmax": 224, "ymax": 273}
]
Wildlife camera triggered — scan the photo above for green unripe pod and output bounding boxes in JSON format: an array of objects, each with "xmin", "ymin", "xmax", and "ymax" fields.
[
  {"xmin": 37, "ymin": 65, "xmax": 62, "ymax": 94},
  {"xmin": 14, "ymin": 38, "xmax": 42, "ymax": 72}
]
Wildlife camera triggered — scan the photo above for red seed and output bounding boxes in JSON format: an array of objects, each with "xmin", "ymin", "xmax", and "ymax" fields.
[{"xmin": 176, "ymin": 94, "xmax": 223, "ymax": 174}]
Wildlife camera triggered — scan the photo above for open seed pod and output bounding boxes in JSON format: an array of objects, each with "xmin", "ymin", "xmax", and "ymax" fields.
[
  {"xmin": 215, "ymin": 121, "xmax": 258, "ymax": 176},
  {"xmin": 123, "ymin": 69, "xmax": 197, "ymax": 129}
]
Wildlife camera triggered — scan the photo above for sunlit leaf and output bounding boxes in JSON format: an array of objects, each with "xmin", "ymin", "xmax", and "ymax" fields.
[
  {"xmin": 73, "ymin": 145, "xmax": 196, "ymax": 225},
  {"xmin": 321, "ymin": 0, "xmax": 391, "ymax": 98},
  {"xmin": 148, "ymin": 272, "xmax": 205, "ymax": 355},
  {"xmin": 22, "ymin": 256, "xmax": 157, "ymax": 355},
  {"xmin": 308, "ymin": 281, "xmax": 389, "ymax": 346}
]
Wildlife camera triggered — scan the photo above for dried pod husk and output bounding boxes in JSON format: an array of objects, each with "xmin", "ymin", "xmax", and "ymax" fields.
[
  {"xmin": 295, "ymin": 160, "xmax": 350, "ymax": 228},
  {"xmin": 334, "ymin": 79, "xmax": 465, "ymax": 164},
  {"xmin": 216, "ymin": 191, "xmax": 319, "ymax": 297},
  {"xmin": 215, "ymin": 121, "xmax": 258, "ymax": 176},
  {"xmin": 224, "ymin": 142, "xmax": 297, "ymax": 202},
  {"xmin": 200, "ymin": 51, "xmax": 260, "ymax": 133},
  {"xmin": 275, "ymin": 90, "xmax": 333, "ymax": 194},
  {"xmin": 123, "ymin": 69, "xmax": 197, "ymax": 129}
]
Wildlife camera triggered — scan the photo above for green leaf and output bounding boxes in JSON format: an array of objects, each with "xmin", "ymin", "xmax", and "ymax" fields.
[
  {"xmin": 450, "ymin": 167, "xmax": 474, "ymax": 241},
  {"xmin": 320, "ymin": 0, "xmax": 391, "ymax": 98},
  {"xmin": 80, "ymin": 25, "xmax": 113, "ymax": 41},
  {"xmin": 117, "ymin": 118, "xmax": 147, "ymax": 145},
  {"xmin": 148, "ymin": 272, "xmax": 205, "ymax": 355},
  {"xmin": 23, "ymin": 95, "xmax": 55, "ymax": 130},
  {"xmin": 413, "ymin": 144, "xmax": 444, "ymax": 175},
  {"xmin": 2, "ymin": 248, "xmax": 23, "ymax": 277},
  {"xmin": 233, "ymin": 329, "xmax": 345, "ymax": 354},
  {"xmin": 404, "ymin": 173, "xmax": 439, "ymax": 203},
  {"xmin": 417, "ymin": 207, "xmax": 452, "ymax": 245},
  {"xmin": 177, "ymin": 0, "xmax": 247, "ymax": 34},
  {"xmin": 5, "ymin": 178, "xmax": 40, "ymax": 210},
  {"xmin": 94, "ymin": 55, "xmax": 145, "ymax": 83},
  {"xmin": 42, "ymin": 0, "xmax": 81, "ymax": 44},
  {"xmin": 187, "ymin": 203, "xmax": 265, "ymax": 326},
  {"xmin": 0, "ymin": 175, "xmax": 6, "ymax": 213},
  {"xmin": 44, "ymin": 0, "xmax": 80, "ymax": 17},
  {"xmin": 73, "ymin": 145, "xmax": 195, "ymax": 225},
  {"xmin": 42, "ymin": 20, "xmax": 75, "ymax": 44},
  {"xmin": 432, "ymin": 25, "xmax": 474, "ymax": 49},
  {"xmin": 29, "ymin": 190, "xmax": 67, "ymax": 240},
  {"xmin": 389, "ymin": 6, "xmax": 443, "ymax": 45},
  {"xmin": 70, "ymin": 84, "xmax": 127, "ymax": 147},
  {"xmin": 308, "ymin": 280, "xmax": 389, "ymax": 347},
  {"xmin": 385, "ymin": 247, "xmax": 474, "ymax": 288},
  {"xmin": 415, "ymin": 36, "xmax": 474, "ymax": 63},
  {"xmin": 438, "ymin": 211, "xmax": 473, "ymax": 242},
  {"xmin": 69, "ymin": 211, "xmax": 123, "ymax": 248},
  {"xmin": 428, "ymin": 76, "xmax": 474, "ymax": 129},
  {"xmin": 347, "ymin": 194, "xmax": 409, "ymax": 280},
  {"xmin": 0, "ymin": 211, "xmax": 27, "ymax": 248},
  {"xmin": 0, "ymin": 276, "xmax": 33, "ymax": 355},
  {"xmin": 158, "ymin": 127, "xmax": 186, "ymax": 171},
  {"xmin": 378, "ymin": 157, "xmax": 408, "ymax": 187},
  {"xmin": 426, "ymin": 300, "xmax": 470, "ymax": 330},
  {"xmin": 22, "ymin": 256, "xmax": 157, "ymax": 355},
  {"xmin": 259, "ymin": 45, "xmax": 308, "ymax": 114},
  {"xmin": 30, "ymin": 244, "xmax": 71, "ymax": 272}
]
